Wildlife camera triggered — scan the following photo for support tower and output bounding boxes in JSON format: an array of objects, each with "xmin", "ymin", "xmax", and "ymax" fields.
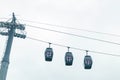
[{"xmin": 0, "ymin": 13, "xmax": 26, "ymax": 80}]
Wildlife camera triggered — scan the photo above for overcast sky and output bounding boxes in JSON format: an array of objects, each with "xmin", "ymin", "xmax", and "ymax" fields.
[{"xmin": 0, "ymin": 0, "xmax": 120, "ymax": 80}]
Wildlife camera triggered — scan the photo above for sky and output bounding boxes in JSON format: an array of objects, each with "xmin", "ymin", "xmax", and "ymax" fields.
[{"xmin": 0, "ymin": 0, "xmax": 120, "ymax": 80}]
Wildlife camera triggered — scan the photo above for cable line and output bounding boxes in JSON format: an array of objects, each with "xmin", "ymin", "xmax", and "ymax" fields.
[
  {"xmin": 27, "ymin": 36, "xmax": 120, "ymax": 57},
  {"xmin": 2, "ymin": 18, "xmax": 120, "ymax": 37},
  {"xmin": 20, "ymin": 19, "xmax": 120, "ymax": 37},
  {"xmin": 26, "ymin": 24, "xmax": 120, "ymax": 46}
]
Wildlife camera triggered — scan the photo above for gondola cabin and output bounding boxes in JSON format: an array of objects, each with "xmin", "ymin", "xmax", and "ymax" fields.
[
  {"xmin": 45, "ymin": 48, "xmax": 53, "ymax": 61},
  {"xmin": 65, "ymin": 52, "xmax": 73, "ymax": 66},
  {"xmin": 84, "ymin": 55, "xmax": 93, "ymax": 69}
]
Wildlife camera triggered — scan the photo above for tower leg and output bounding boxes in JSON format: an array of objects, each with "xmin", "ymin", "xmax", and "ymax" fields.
[{"xmin": 0, "ymin": 62, "xmax": 9, "ymax": 80}]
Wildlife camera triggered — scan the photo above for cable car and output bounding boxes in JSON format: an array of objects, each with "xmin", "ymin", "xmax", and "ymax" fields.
[
  {"xmin": 84, "ymin": 55, "xmax": 93, "ymax": 69},
  {"xmin": 65, "ymin": 52, "xmax": 73, "ymax": 66},
  {"xmin": 45, "ymin": 43, "xmax": 53, "ymax": 61}
]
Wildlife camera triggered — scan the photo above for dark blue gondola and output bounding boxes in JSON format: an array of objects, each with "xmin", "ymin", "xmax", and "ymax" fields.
[
  {"xmin": 65, "ymin": 52, "xmax": 73, "ymax": 66},
  {"xmin": 84, "ymin": 51, "xmax": 93, "ymax": 69},
  {"xmin": 45, "ymin": 43, "xmax": 53, "ymax": 61},
  {"xmin": 65, "ymin": 47, "xmax": 73, "ymax": 66}
]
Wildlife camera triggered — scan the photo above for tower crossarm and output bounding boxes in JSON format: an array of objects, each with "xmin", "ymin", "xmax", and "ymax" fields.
[{"xmin": 0, "ymin": 22, "xmax": 25, "ymax": 30}]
